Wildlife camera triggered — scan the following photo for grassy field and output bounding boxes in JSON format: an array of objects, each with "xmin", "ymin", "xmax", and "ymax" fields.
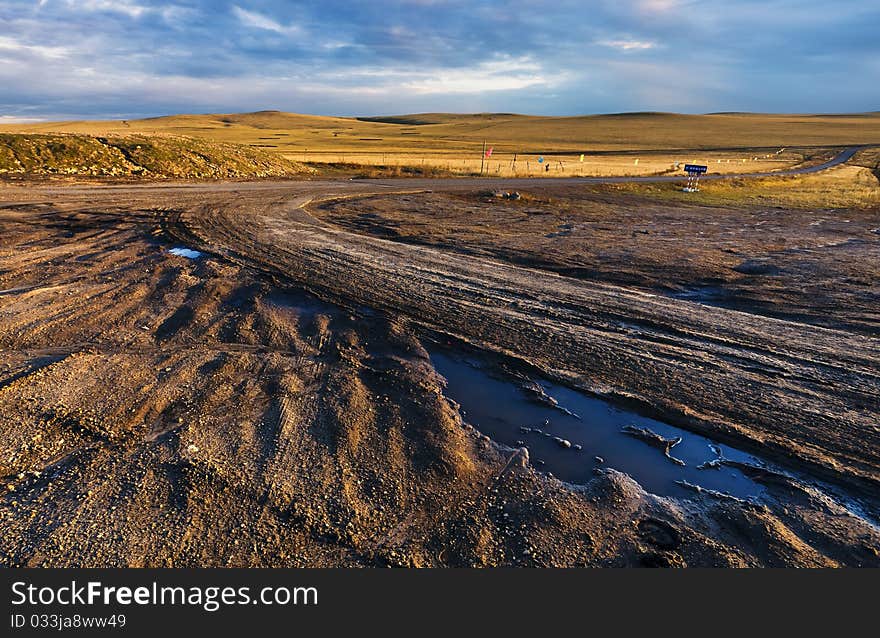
[
  {"xmin": 3, "ymin": 110, "xmax": 879, "ymax": 177},
  {"xmin": 302, "ymin": 149, "xmax": 804, "ymax": 177}
]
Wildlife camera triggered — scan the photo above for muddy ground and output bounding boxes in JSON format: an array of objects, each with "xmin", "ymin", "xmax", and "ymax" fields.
[
  {"xmin": 317, "ymin": 188, "xmax": 880, "ymax": 334},
  {"xmin": 0, "ymin": 178, "xmax": 878, "ymax": 567}
]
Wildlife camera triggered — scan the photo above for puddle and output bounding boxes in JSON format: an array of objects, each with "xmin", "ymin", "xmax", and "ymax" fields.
[
  {"xmin": 168, "ymin": 247, "xmax": 204, "ymax": 259},
  {"xmin": 429, "ymin": 348, "xmax": 769, "ymax": 500}
]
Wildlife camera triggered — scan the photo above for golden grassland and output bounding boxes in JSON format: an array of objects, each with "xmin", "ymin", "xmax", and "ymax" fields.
[
  {"xmin": 3, "ymin": 110, "xmax": 880, "ymax": 177},
  {"xmin": 6, "ymin": 110, "xmax": 880, "ymax": 150},
  {"xmin": 297, "ymin": 149, "xmax": 806, "ymax": 177}
]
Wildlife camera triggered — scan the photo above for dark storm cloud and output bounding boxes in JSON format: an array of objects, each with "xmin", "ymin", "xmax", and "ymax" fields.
[{"xmin": 0, "ymin": 0, "xmax": 877, "ymax": 120}]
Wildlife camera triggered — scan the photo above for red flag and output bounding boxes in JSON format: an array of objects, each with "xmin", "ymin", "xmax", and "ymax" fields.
[{"xmin": 485, "ymin": 147, "xmax": 493, "ymax": 157}]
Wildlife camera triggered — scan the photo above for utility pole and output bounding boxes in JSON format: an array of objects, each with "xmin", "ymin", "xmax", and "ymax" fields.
[{"xmin": 480, "ymin": 140, "xmax": 486, "ymax": 175}]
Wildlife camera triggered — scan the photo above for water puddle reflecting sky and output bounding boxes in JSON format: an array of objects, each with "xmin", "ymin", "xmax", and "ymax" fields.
[
  {"xmin": 430, "ymin": 349, "xmax": 770, "ymax": 500},
  {"xmin": 168, "ymin": 247, "xmax": 204, "ymax": 259}
]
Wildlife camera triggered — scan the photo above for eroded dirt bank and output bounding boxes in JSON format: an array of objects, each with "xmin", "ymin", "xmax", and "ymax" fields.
[{"xmin": 0, "ymin": 180, "xmax": 878, "ymax": 567}]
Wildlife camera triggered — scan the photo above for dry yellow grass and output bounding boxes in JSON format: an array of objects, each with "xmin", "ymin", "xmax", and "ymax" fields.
[
  {"xmin": 3, "ymin": 110, "xmax": 879, "ymax": 177},
  {"xmin": 616, "ymin": 164, "xmax": 880, "ymax": 209},
  {"xmin": 291, "ymin": 149, "xmax": 806, "ymax": 177}
]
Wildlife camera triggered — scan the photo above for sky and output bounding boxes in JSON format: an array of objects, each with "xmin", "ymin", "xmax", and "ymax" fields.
[{"xmin": 0, "ymin": 0, "xmax": 878, "ymax": 121}]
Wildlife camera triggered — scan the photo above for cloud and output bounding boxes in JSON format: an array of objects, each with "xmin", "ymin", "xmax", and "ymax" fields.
[
  {"xmin": 637, "ymin": 0, "xmax": 684, "ymax": 12},
  {"xmin": 232, "ymin": 5, "xmax": 301, "ymax": 35},
  {"xmin": 403, "ymin": 57, "xmax": 557, "ymax": 94},
  {"xmin": 0, "ymin": 115, "xmax": 47, "ymax": 124},
  {"xmin": 0, "ymin": 36, "xmax": 70, "ymax": 59},
  {"xmin": 0, "ymin": 0, "xmax": 877, "ymax": 119},
  {"xmin": 63, "ymin": 0, "xmax": 151, "ymax": 19},
  {"xmin": 598, "ymin": 39, "xmax": 657, "ymax": 51}
]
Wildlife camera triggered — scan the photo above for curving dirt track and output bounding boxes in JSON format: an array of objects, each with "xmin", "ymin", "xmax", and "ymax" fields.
[
  {"xmin": 1, "ymin": 160, "xmax": 879, "ymax": 567},
  {"xmin": 180, "ymin": 184, "xmax": 880, "ymax": 490}
]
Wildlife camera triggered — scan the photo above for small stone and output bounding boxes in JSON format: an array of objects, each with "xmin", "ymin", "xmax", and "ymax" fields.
[
  {"xmin": 573, "ymin": 444, "xmax": 582, "ymax": 451},
  {"xmin": 186, "ymin": 444, "xmax": 199, "ymax": 454},
  {"xmin": 594, "ymin": 456, "xmax": 604, "ymax": 463},
  {"xmin": 554, "ymin": 437, "xmax": 571, "ymax": 448}
]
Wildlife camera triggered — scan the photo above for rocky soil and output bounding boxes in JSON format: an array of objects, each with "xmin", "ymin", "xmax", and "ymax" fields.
[{"xmin": 0, "ymin": 177, "xmax": 877, "ymax": 567}]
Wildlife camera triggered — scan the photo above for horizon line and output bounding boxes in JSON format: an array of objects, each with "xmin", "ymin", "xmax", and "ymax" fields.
[{"xmin": 3, "ymin": 108, "xmax": 879, "ymax": 124}]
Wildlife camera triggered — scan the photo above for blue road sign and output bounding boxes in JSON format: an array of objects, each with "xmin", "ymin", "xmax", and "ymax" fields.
[{"xmin": 684, "ymin": 164, "xmax": 708, "ymax": 174}]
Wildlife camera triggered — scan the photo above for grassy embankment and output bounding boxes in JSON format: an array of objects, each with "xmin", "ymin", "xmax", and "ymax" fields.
[{"xmin": 0, "ymin": 132, "xmax": 309, "ymax": 179}]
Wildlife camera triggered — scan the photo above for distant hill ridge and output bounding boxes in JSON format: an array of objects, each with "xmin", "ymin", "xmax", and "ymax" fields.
[{"xmin": 2, "ymin": 110, "xmax": 879, "ymax": 160}]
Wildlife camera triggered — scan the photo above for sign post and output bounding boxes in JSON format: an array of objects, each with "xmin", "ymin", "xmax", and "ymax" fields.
[{"xmin": 683, "ymin": 164, "xmax": 708, "ymax": 192}]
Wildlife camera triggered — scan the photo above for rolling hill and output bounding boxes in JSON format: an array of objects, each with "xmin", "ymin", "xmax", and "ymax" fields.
[{"xmin": 3, "ymin": 111, "xmax": 880, "ymax": 158}]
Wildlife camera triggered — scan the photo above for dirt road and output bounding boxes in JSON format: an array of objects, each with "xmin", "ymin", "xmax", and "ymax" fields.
[
  {"xmin": 178, "ymin": 183, "xmax": 878, "ymax": 487},
  {"xmin": 1, "ymin": 163, "xmax": 878, "ymax": 566}
]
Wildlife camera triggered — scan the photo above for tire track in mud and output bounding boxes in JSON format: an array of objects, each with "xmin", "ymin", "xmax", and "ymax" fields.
[{"xmin": 171, "ymin": 190, "xmax": 880, "ymax": 498}]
